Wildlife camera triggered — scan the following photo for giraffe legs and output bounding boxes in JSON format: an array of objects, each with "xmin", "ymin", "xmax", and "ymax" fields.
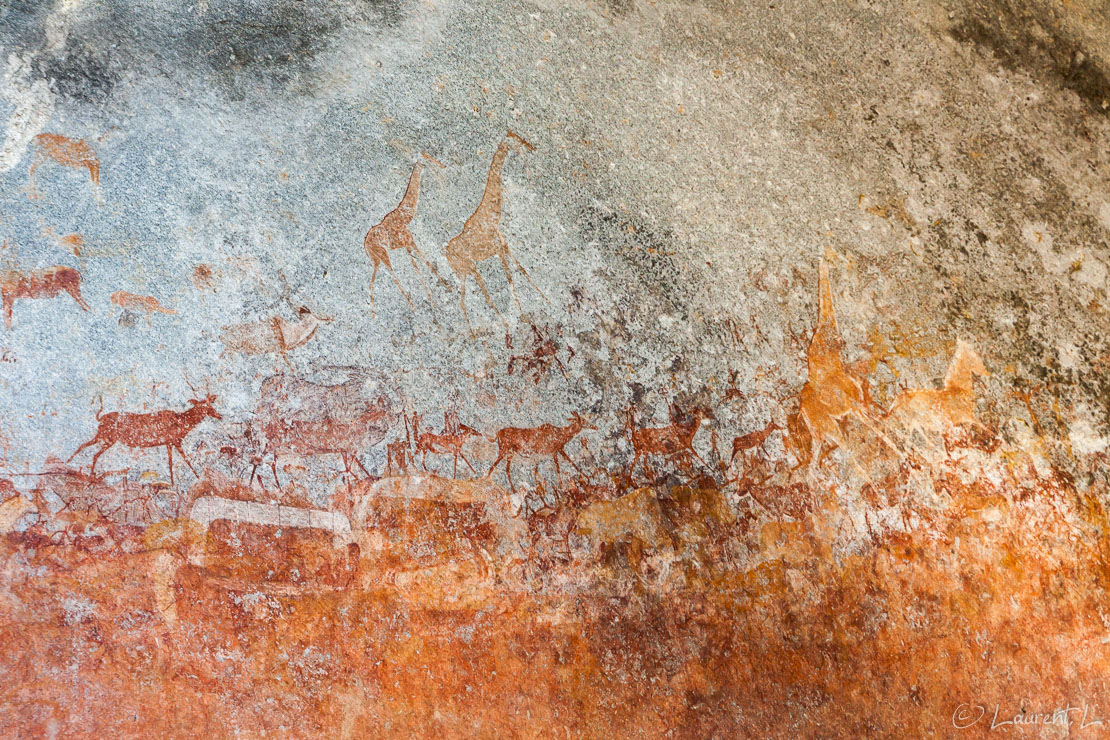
[
  {"xmin": 498, "ymin": 254, "xmax": 524, "ymax": 314},
  {"xmin": 411, "ymin": 241, "xmax": 451, "ymax": 289},
  {"xmin": 510, "ymin": 251, "xmax": 549, "ymax": 305},
  {"xmin": 472, "ymin": 270, "xmax": 507, "ymax": 326},
  {"xmin": 369, "ymin": 262, "xmax": 380, "ymax": 317},
  {"xmin": 458, "ymin": 275, "xmax": 473, "ymax": 333},
  {"xmin": 388, "ymin": 266, "xmax": 415, "ymax": 311}
]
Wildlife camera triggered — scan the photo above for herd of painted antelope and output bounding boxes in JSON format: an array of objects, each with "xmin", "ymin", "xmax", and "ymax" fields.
[
  {"xmin": 4, "ymin": 129, "xmax": 992, "ymax": 504},
  {"xmin": 55, "ymin": 258, "xmax": 989, "ymax": 504}
]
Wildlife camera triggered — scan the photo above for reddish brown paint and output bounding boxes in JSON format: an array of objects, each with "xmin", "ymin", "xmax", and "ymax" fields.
[
  {"xmin": 629, "ymin": 405, "xmax": 715, "ymax": 479},
  {"xmin": 191, "ymin": 264, "xmax": 216, "ymax": 291},
  {"xmin": 729, "ymin": 421, "xmax": 779, "ymax": 466},
  {"xmin": 111, "ymin": 290, "xmax": 176, "ymax": 319},
  {"xmin": 0, "ymin": 266, "xmax": 90, "ymax": 328},
  {"xmin": 413, "ymin": 411, "xmax": 483, "ymax": 478},
  {"xmin": 508, "ymin": 323, "xmax": 574, "ymax": 382},
  {"xmin": 67, "ymin": 395, "xmax": 221, "ymax": 485},
  {"xmin": 29, "ymin": 133, "xmax": 100, "ymax": 196},
  {"xmin": 249, "ymin": 373, "xmax": 389, "ymax": 491},
  {"xmin": 488, "ymin": 412, "xmax": 592, "ymax": 493}
]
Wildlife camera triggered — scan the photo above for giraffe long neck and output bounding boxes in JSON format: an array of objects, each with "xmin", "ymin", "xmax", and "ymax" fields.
[
  {"xmin": 472, "ymin": 141, "xmax": 511, "ymax": 224},
  {"xmin": 816, "ymin": 259, "xmax": 838, "ymax": 332},
  {"xmin": 394, "ymin": 162, "xmax": 423, "ymax": 222}
]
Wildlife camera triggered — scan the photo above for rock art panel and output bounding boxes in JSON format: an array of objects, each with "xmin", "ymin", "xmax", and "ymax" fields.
[{"xmin": 0, "ymin": 1, "xmax": 1108, "ymax": 736}]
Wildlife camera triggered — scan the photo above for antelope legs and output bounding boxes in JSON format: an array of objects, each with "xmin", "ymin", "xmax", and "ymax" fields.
[
  {"xmin": 90, "ymin": 441, "xmax": 114, "ymax": 476},
  {"xmin": 354, "ymin": 456, "xmax": 372, "ymax": 478},
  {"xmin": 174, "ymin": 443, "xmax": 199, "ymax": 480}
]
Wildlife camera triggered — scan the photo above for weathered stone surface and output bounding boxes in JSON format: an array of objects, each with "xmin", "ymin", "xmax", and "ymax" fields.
[{"xmin": 1, "ymin": 0, "xmax": 1109, "ymax": 735}]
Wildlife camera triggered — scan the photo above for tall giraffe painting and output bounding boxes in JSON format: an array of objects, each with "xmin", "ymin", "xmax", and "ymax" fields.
[
  {"xmin": 445, "ymin": 130, "xmax": 548, "ymax": 331},
  {"xmin": 363, "ymin": 160, "xmax": 447, "ymax": 316}
]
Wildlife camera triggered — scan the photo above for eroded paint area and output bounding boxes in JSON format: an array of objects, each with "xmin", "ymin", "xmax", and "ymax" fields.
[{"xmin": 1, "ymin": 261, "xmax": 1108, "ymax": 736}]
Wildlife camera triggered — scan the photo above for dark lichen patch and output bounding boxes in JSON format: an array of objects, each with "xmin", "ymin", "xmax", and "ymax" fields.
[
  {"xmin": 600, "ymin": 0, "xmax": 636, "ymax": 18},
  {"xmin": 34, "ymin": 41, "xmax": 116, "ymax": 104},
  {"xmin": 576, "ymin": 204, "xmax": 696, "ymax": 319},
  {"xmin": 197, "ymin": 2, "xmax": 347, "ymax": 77},
  {"xmin": 950, "ymin": 0, "xmax": 1110, "ymax": 114},
  {"xmin": 0, "ymin": 0, "xmax": 410, "ymax": 103}
]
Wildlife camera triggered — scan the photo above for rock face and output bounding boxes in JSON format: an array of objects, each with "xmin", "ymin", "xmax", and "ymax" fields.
[{"xmin": 0, "ymin": 0, "xmax": 1109, "ymax": 736}]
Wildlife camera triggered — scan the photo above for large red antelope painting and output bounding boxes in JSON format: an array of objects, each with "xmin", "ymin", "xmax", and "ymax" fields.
[{"xmin": 68, "ymin": 395, "xmax": 222, "ymax": 485}]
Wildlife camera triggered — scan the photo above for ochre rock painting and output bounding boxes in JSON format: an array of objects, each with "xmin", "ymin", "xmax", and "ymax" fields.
[
  {"xmin": 363, "ymin": 158, "xmax": 449, "ymax": 316},
  {"xmin": 220, "ymin": 305, "xmax": 332, "ymax": 364},
  {"xmin": 0, "ymin": 265, "xmax": 90, "ymax": 327},
  {"xmin": 28, "ymin": 133, "xmax": 100, "ymax": 198},
  {"xmin": 445, "ymin": 130, "xmax": 548, "ymax": 331},
  {"xmin": 110, "ymin": 290, "xmax": 176, "ymax": 321},
  {"xmin": 3, "ymin": 254, "xmax": 1109, "ymax": 735},
  {"xmin": 1, "ymin": 4, "xmax": 1108, "ymax": 730},
  {"xmin": 67, "ymin": 393, "xmax": 221, "ymax": 485}
]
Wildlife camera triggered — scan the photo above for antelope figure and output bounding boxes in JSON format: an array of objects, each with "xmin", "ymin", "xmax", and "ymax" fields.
[
  {"xmin": 220, "ymin": 305, "xmax": 331, "ymax": 366},
  {"xmin": 886, "ymin": 340, "xmax": 989, "ymax": 438},
  {"xmin": 67, "ymin": 394, "xmax": 222, "ymax": 486},
  {"xmin": 413, "ymin": 410, "xmax": 483, "ymax": 478},
  {"xmin": 248, "ymin": 370, "xmax": 392, "ymax": 491},
  {"xmin": 730, "ymin": 421, "xmax": 779, "ymax": 466},
  {"xmin": 363, "ymin": 160, "xmax": 448, "ymax": 316},
  {"xmin": 790, "ymin": 260, "xmax": 900, "ymax": 470},
  {"xmin": 629, "ymin": 404, "xmax": 715, "ymax": 478},
  {"xmin": 1, "ymin": 265, "xmax": 90, "ymax": 328},
  {"xmin": 111, "ymin": 290, "xmax": 176, "ymax": 322},
  {"xmin": 445, "ymin": 130, "xmax": 548, "ymax": 331},
  {"xmin": 488, "ymin": 412, "xmax": 593, "ymax": 493},
  {"xmin": 29, "ymin": 133, "xmax": 100, "ymax": 198}
]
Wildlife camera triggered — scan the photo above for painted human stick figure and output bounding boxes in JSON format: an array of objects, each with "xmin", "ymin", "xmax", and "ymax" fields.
[
  {"xmin": 445, "ymin": 130, "xmax": 548, "ymax": 332},
  {"xmin": 363, "ymin": 156, "xmax": 448, "ymax": 317}
]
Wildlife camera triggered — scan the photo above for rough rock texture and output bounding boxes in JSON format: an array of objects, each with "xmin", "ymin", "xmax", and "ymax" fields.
[{"xmin": 1, "ymin": 0, "xmax": 1109, "ymax": 736}]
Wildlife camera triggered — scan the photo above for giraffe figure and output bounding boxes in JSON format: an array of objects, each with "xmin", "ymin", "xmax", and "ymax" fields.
[
  {"xmin": 445, "ymin": 130, "xmax": 548, "ymax": 332},
  {"xmin": 789, "ymin": 259, "xmax": 901, "ymax": 471},
  {"xmin": 363, "ymin": 161, "xmax": 446, "ymax": 317}
]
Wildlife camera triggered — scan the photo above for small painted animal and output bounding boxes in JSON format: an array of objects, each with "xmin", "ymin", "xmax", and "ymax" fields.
[
  {"xmin": 1, "ymin": 266, "xmax": 90, "ymax": 328},
  {"xmin": 730, "ymin": 421, "xmax": 779, "ymax": 465},
  {"xmin": 29, "ymin": 133, "xmax": 100, "ymax": 197},
  {"xmin": 886, "ymin": 340, "xmax": 989, "ymax": 436},
  {"xmin": 629, "ymin": 405, "xmax": 714, "ymax": 478},
  {"xmin": 219, "ymin": 306, "xmax": 331, "ymax": 366},
  {"xmin": 111, "ymin": 291, "xmax": 176, "ymax": 321},
  {"xmin": 488, "ymin": 412, "xmax": 593, "ymax": 493},
  {"xmin": 67, "ymin": 395, "xmax": 222, "ymax": 486},
  {"xmin": 414, "ymin": 414, "xmax": 483, "ymax": 479}
]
